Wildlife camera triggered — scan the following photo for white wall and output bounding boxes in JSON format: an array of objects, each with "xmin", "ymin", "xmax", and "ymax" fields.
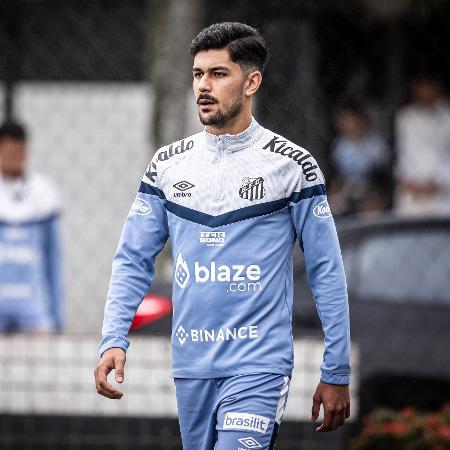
[
  {"xmin": 0, "ymin": 335, "xmax": 359, "ymax": 421},
  {"xmin": 14, "ymin": 83, "xmax": 155, "ymax": 333}
]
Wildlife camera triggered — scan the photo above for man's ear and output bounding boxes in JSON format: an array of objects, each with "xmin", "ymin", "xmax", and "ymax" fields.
[{"xmin": 245, "ymin": 70, "xmax": 263, "ymax": 97}]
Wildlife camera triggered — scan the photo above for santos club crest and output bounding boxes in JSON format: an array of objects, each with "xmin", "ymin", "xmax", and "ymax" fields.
[{"xmin": 239, "ymin": 177, "xmax": 265, "ymax": 201}]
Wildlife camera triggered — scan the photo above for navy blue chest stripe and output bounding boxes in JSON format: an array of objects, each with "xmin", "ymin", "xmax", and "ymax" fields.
[
  {"xmin": 289, "ymin": 184, "xmax": 326, "ymax": 203},
  {"xmin": 138, "ymin": 182, "xmax": 325, "ymax": 227},
  {"xmin": 139, "ymin": 182, "xmax": 166, "ymax": 199},
  {"xmin": 167, "ymin": 198, "xmax": 289, "ymax": 228}
]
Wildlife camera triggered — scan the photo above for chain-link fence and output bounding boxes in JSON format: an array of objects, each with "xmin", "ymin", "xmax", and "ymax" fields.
[{"xmin": 0, "ymin": 0, "xmax": 449, "ymax": 449}]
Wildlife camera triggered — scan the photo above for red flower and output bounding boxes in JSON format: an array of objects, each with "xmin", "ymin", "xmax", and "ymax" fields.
[
  {"xmin": 401, "ymin": 407, "xmax": 416, "ymax": 419},
  {"xmin": 423, "ymin": 414, "xmax": 443, "ymax": 431},
  {"xmin": 436, "ymin": 426, "xmax": 450, "ymax": 439},
  {"xmin": 382, "ymin": 422, "xmax": 409, "ymax": 436}
]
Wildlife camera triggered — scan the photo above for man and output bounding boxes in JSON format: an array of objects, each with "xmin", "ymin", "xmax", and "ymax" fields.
[
  {"xmin": 0, "ymin": 120, "xmax": 63, "ymax": 333},
  {"xmin": 395, "ymin": 75, "xmax": 450, "ymax": 215},
  {"xmin": 329, "ymin": 98, "xmax": 390, "ymax": 215},
  {"xmin": 95, "ymin": 22, "xmax": 350, "ymax": 450}
]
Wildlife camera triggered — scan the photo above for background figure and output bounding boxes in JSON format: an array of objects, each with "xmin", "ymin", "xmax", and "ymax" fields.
[
  {"xmin": 328, "ymin": 99, "xmax": 391, "ymax": 216},
  {"xmin": 395, "ymin": 75, "xmax": 450, "ymax": 215},
  {"xmin": 0, "ymin": 121, "xmax": 63, "ymax": 333}
]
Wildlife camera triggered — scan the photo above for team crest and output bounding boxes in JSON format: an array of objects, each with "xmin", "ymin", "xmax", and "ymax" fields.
[{"xmin": 239, "ymin": 177, "xmax": 265, "ymax": 201}]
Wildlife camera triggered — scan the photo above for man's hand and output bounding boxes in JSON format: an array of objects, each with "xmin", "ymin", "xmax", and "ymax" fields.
[
  {"xmin": 94, "ymin": 347, "xmax": 126, "ymax": 399},
  {"xmin": 311, "ymin": 381, "xmax": 350, "ymax": 432}
]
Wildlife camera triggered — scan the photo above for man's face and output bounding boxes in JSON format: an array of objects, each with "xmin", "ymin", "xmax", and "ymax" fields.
[
  {"xmin": 412, "ymin": 79, "xmax": 442, "ymax": 107},
  {"xmin": 336, "ymin": 110, "xmax": 368, "ymax": 139},
  {"xmin": 0, "ymin": 137, "xmax": 26, "ymax": 177},
  {"xmin": 193, "ymin": 48, "xmax": 247, "ymax": 128}
]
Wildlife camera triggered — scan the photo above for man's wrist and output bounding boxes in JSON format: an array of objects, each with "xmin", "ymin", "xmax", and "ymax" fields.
[
  {"xmin": 320, "ymin": 372, "xmax": 350, "ymax": 385},
  {"xmin": 99, "ymin": 335, "xmax": 129, "ymax": 357}
]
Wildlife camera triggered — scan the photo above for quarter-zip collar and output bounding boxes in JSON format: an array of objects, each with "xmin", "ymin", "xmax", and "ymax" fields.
[{"xmin": 204, "ymin": 117, "xmax": 264, "ymax": 153}]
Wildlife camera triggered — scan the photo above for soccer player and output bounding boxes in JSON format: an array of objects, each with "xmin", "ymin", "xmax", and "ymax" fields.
[
  {"xmin": 95, "ymin": 22, "xmax": 351, "ymax": 449},
  {"xmin": 0, "ymin": 121, "xmax": 63, "ymax": 333}
]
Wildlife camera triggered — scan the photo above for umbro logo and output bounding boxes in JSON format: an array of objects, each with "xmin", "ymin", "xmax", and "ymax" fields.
[
  {"xmin": 174, "ymin": 181, "xmax": 195, "ymax": 191},
  {"xmin": 238, "ymin": 437, "xmax": 262, "ymax": 448},
  {"xmin": 174, "ymin": 180, "xmax": 195, "ymax": 197}
]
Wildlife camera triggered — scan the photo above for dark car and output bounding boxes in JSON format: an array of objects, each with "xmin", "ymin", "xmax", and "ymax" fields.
[
  {"xmin": 133, "ymin": 215, "xmax": 450, "ymax": 414},
  {"xmin": 292, "ymin": 214, "xmax": 450, "ymax": 414}
]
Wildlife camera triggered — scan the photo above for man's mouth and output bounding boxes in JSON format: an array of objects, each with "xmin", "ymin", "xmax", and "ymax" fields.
[
  {"xmin": 197, "ymin": 96, "xmax": 217, "ymax": 105},
  {"xmin": 198, "ymin": 99, "xmax": 216, "ymax": 105}
]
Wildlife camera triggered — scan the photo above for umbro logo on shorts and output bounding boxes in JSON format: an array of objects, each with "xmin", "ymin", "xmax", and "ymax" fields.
[{"xmin": 238, "ymin": 437, "xmax": 262, "ymax": 448}]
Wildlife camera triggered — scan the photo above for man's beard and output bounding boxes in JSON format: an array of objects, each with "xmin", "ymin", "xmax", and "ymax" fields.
[{"xmin": 198, "ymin": 87, "xmax": 244, "ymax": 128}]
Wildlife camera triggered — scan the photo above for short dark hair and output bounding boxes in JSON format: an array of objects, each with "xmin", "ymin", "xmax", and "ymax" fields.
[
  {"xmin": 335, "ymin": 98, "xmax": 369, "ymax": 122},
  {"xmin": 0, "ymin": 120, "xmax": 27, "ymax": 142},
  {"xmin": 190, "ymin": 22, "xmax": 268, "ymax": 73}
]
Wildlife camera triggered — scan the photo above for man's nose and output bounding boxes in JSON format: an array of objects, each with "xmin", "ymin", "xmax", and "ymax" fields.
[{"xmin": 197, "ymin": 73, "xmax": 211, "ymax": 92}]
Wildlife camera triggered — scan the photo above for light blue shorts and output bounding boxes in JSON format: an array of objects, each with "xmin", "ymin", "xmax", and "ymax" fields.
[{"xmin": 175, "ymin": 373, "xmax": 290, "ymax": 450}]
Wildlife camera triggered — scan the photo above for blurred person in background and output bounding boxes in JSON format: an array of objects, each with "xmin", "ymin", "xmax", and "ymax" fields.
[
  {"xmin": 0, "ymin": 121, "xmax": 63, "ymax": 333},
  {"xmin": 95, "ymin": 22, "xmax": 351, "ymax": 449},
  {"xmin": 328, "ymin": 99, "xmax": 391, "ymax": 216},
  {"xmin": 395, "ymin": 75, "xmax": 450, "ymax": 215}
]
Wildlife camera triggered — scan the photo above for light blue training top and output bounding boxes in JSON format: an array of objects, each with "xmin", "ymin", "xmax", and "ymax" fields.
[
  {"xmin": 100, "ymin": 118, "xmax": 351, "ymax": 385},
  {"xmin": 0, "ymin": 173, "xmax": 63, "ymax": 330}
]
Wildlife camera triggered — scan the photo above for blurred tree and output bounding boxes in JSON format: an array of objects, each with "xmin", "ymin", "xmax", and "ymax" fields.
[{"xmin": 146, "ymin": 0, "xmax": 201, "ymax": 148}]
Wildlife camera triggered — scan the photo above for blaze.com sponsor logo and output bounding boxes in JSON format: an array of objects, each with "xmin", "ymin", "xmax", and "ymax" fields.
[{"xmin": 174, "ymin": 252, "xmax": 262, "ymax": 293}]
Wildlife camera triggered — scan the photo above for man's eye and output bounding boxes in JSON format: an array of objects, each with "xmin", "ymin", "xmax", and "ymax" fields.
[
  {"xmin": 193, "ymin": 73, "xmax": 202, "ymax": 79},
  {"xmin": 214, "ymin": 72, "xmax": 226, "ymax": 77}
]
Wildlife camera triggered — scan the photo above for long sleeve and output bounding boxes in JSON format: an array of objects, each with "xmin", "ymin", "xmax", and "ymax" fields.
[
  {"xmin": 44, "ymin": 215, "xmax": 64, "ymax": 331},
  {"xmin": 99, "ymin": 156, "xmax": 169, "ymax": 356},
  {"xmin": 288, "ymin": 160, "xmax": 351, "ymax": 385}
]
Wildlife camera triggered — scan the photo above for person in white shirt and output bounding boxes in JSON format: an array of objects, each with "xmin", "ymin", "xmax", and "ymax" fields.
[{"xmin": 395, "ymin": 75, "xmax": 450, "ymax": 215}]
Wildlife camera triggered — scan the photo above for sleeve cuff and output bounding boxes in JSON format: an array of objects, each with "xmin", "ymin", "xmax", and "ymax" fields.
[
  {"xmin": 99, "ymin": 335, "xmax": 130, "ymax": 357},
  {"xmin": 320, "ymin": 372, "xmax": 350, "ymax": 385}
]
